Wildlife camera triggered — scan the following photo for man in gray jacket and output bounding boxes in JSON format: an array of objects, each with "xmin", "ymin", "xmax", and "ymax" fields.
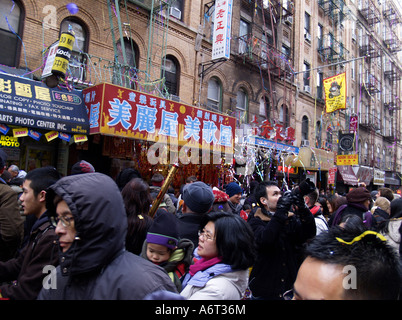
[{"xmin": 38, "ymin": 172, "xmax": 177, "ymax": 300}]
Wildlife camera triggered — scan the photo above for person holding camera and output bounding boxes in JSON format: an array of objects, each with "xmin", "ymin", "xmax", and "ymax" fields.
[{"xmin": 247, "ymin": 180, "xmax": 317, "ymax": 300}]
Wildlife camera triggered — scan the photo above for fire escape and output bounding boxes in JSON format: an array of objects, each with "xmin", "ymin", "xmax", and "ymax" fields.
[
  {"xmin": 356, "ymin": 0, "xmax": 383, "ymax": 168},
  {"xmin": 382, "ymin": 0, "xmax": 402, "ymax": 172},
  {"xmin": 231, "ymin": 0, "xmax": 295, "ymax": 133}
]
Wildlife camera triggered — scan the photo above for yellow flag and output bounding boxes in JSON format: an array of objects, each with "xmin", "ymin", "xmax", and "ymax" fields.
[{"xmin": 324, "ymin": 72, "xmax": 347, "ymax": 113}]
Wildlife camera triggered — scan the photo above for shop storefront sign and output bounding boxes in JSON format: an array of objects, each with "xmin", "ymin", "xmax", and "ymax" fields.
[
  {"xmin": 373, "ymin": 168, "xmax": 385, "ymax": 186},
  {"xmin": 337, "ymin": 154, "xmax": 359, "ymax": 166},
  {"xmin": 328, "ymin": 167, "xmax": 337, "ymax": 184},
  {"xmin": 0, "ymin": 72, "xmax": 88, "ymax": 134},
  {"xmin": 84, "ymin": 83, "xmax": 236, "ymax": 153},
  {"xmin": 247, "ymin": 136, "xmax": 299, "ymax": 154}
]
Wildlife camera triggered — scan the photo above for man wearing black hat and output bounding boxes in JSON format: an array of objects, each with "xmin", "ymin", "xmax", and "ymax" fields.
[
  {"xmin": 176, "ymin": 181, "xmax": 215, "ymax": 247},
  {"xmin": 0, "ymin": 150, "xmax": 24, "ymax": 261}
]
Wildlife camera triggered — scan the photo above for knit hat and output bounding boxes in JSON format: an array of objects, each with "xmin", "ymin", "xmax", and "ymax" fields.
[
  {"xmin": 346, "ymin": 187, "xmax": 371, "ymax": 203},
  {"xmin": 71, "ymin": 160, "xmax": 95, "ymax": 175},
  {"xmin": 146, "ymin": 212, "xmax": 178, "ymax": 250},
  {"xmin": 225, "ymin": 182, "xmax": 242, "ymax": 198},
  {"xmin": 213, "ymin": 189, "xmax": 229, "ymax": 203},
  {"xmin": 182, "ymin": 181, "xmax": 214, "ymax": 214}
]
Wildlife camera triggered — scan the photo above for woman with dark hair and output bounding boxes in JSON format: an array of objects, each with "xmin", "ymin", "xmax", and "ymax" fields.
[
  {"xmin": 121, "ymin": 178, "xmax": 153, "ymax": 255},
  {"xmin": 180, "ymin": 211, "xmax": 256, "ymax": 300}
]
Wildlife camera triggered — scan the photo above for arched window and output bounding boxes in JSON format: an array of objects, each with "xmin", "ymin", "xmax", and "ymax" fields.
[
  {"xmin": 60, "ymin": 18, "xmax": 88, "ymax": 80},
  {"xmin": 116, "ymin": 38, "xmax": 139, "ymax": 88},
  {"xmin": 162, "ymin": 55, "xmax": 180, "ymax": 97},
  {"xmin": 259, "ymin": 96, "xmax": 270, "ymax": 122},
  {"xmin": 302, "ymin": 116, "xmax": 309, "ymax": 140},
  {"xmin": 280, "ymin": 105, "xmax": 290, "ymax": 127},
  {"xmin": 207, "ymin": 77, "xmax": 221, "ymax": 112},
  {"xmin": 316, "ymin": 121, "xmax": 322, "ymax": 148},
  {"xmin": 0, "ymin": 0, "xmax": 24, "ymax": 67},
  {"xmin": 236, "ymin": 88, "xmax": 248, "ymax": 124}
]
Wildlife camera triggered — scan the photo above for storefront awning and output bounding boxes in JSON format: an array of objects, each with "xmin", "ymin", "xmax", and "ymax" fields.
[
  {"xmin": 0, "ymin": 72, "xmax": 89, "ymax": 135},
  {"xmin": 353, "ymin": 165, "xmax": 373, "ymax": 186},
  {"xmin": 337, "ymin": 165, "xmax": 359, "ymax": 185},
  {"xmin": 284, "ymin": 147, "xmax": 335, "ymax": 171}
]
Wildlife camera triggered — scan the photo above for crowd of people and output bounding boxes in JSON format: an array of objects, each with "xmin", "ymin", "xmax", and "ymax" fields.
[{"xmin": 0, "ymin": 152, "xmax": 401, "ymax": 300}]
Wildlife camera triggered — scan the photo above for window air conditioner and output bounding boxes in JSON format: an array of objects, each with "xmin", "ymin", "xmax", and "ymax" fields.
[
  {"xmin": 304, "ymin": 85, "xmax": 311, "ymax": 93},
  {"xmin": 170, "ymin": 7, "xmax": 182, "ymax": 20},
  {"xmin": 285, "ymin": 16, "xmax": 293, "ymax": 25},
  {"xmin": 301, "ymin": 140, "xmax": 310, "ymax": 147}
]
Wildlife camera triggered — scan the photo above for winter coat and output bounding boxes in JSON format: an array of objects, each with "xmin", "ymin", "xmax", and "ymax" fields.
[
  {"xmin": 149, "ymin": 186, "xmax": 176, "ymax": 214},
  {"xmin": 140, "ymin": 238, "xmax": 194, "ymax": 291},
  {"xmin": 37, "ymin": 173, "xmax": 177, "ymax": 300},
  {"xmin": 0, "ymin": 212, "xmax": 59, "ymax": 299},
  {"xmin": 247, "ymin": 206, "xmax": 316, "ymax": 299},
  {"xmin": 176, "ymin": 212, "xmax": 205, "ymax": 248},
  {"xmin": 329, "ymin": 202, "xmax": 374, "ymax": 228},
  {"xmin": 380, "ymin": 218, "xmax": 402, "ymax": 257},
  {"xmin": 0, "ymin": 178, "xmax": 24, "ymax": 261},
  {"xmin": 180, "ymin": 249, "xmax": 249, "ymax": 300}
]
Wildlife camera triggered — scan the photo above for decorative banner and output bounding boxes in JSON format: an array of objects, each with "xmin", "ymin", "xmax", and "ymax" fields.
[
  {"xmin": 324, "ymin": 72, "xmax": 347, "ymax": 113},
  {"xmin": 28, "ymin": 129, "xmax": 42, "ymax": 141},
  {"xmin": 337, "ymin": 154, "xmax": 358, "ymax": 166},
  {"xmin": 83, "ymin": 83, "xmax": 236, "ymax": 153},
  {"xmin": 212, "ymin": 0, "xmax": 233, "ymax": 60},
  {"xmin": 74, "ymin": 134, "xmax": 88, "ymax": 143},
  {"xmin": 0, "ymin": 72, "xmax": 88, "ymax": 134},
  {"xmin": 0, "ymin": 124, "xmax": 9, "ymax": 135},
  {"xmin": 13, "ymin": 127, "xmax": 28, "ymax": 138},
  {"xmin": 45, "ymin": 130, "xmax": 59, "ymax": 142},
  {"xmin": 58, "ymin": 132, "xmax": 71, "ymax": 142}
]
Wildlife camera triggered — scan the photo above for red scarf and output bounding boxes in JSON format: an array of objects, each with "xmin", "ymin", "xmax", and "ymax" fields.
[{"xmin": 189, "ymin": 257, "xmax": 222, "ymax": 276}]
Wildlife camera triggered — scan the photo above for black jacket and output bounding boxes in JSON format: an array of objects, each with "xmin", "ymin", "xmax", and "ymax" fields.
[
  {"xmin": 247, "ymin": 206, "xmax": 316, "ymax": 299},
  {"xmin": 38, "ymin": 173, "xmax": 177, "ymax": 300}
]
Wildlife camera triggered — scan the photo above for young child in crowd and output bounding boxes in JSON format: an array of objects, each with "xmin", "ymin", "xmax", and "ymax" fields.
[{"xmin": 141, "ymin": 211, "xmax": 193, "ymax": 291}]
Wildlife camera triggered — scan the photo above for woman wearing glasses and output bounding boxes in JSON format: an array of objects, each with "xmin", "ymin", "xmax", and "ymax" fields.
[{"xmin": 180, "ymin": 211, "xmax": 256, "ymax": 300}]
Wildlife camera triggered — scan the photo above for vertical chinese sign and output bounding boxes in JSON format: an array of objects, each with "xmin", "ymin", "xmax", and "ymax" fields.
[
  {"xmin": 83, "ymin": 83, "xmax": 236, "ymax": 154},
  {"xmin": 212, "ymin": 0, "xmax": 233, "ymax": 60}
]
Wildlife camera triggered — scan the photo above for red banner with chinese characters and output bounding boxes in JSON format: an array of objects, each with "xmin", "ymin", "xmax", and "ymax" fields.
[{"xmin": 83, "ymin": 83, "xmax": 236, "ymax": 153}]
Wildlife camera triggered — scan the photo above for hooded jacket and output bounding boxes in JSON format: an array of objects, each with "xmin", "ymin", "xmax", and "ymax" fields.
[{"xmin": 38, "ymin": 173, "xmax": 177, "ymax": 300}]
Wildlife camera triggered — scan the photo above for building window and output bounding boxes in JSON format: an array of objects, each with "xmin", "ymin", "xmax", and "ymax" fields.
[
  {"xmin": 162, "ymin": 55, "xmax": 180, "ymax": 97},
  {"xmin": 259, "ymin": 96, "xmax": 270, "ymax": 122},
  {"xmin": 279, "ymin": 105, "xmax": 290, "ymax": 127},
  {"xmin": 170, "ymin": 0, "xmax": 183, "ymax": 20},
  {"xmin": 302, "ymin": 116, "xmax": 309, "ymax": 141},
  {"xmin": 0, "ymin": 0, "xmax": 24, "ymax": 67},
  {"xmin": 207, "ymin": 77, "xmax": 221, "ymax": 112},
  {"xmin": 238, "ymin": 19, "xmax": 250, "ymax": 54},
  {"xmin": 304, "ymin": 12, "xmax": 311, "ymax": 40},
  {"xmin": 236, "ymin": 88, "xmax": 248, "ymax": 124},
  {"xmin": 303, "ymin": 62, "xmax": 310, "ymax": 87},
  {"xmin": 116, "ymin": 38, "xmax": 139, "ymax": 88},
  {"xmin": 316, "ymin": 121, "xmax": 322, "ymax": 148},
  {"xmin": 60, "ymin": 18, "xmax": 88, "ymax": 81}
]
